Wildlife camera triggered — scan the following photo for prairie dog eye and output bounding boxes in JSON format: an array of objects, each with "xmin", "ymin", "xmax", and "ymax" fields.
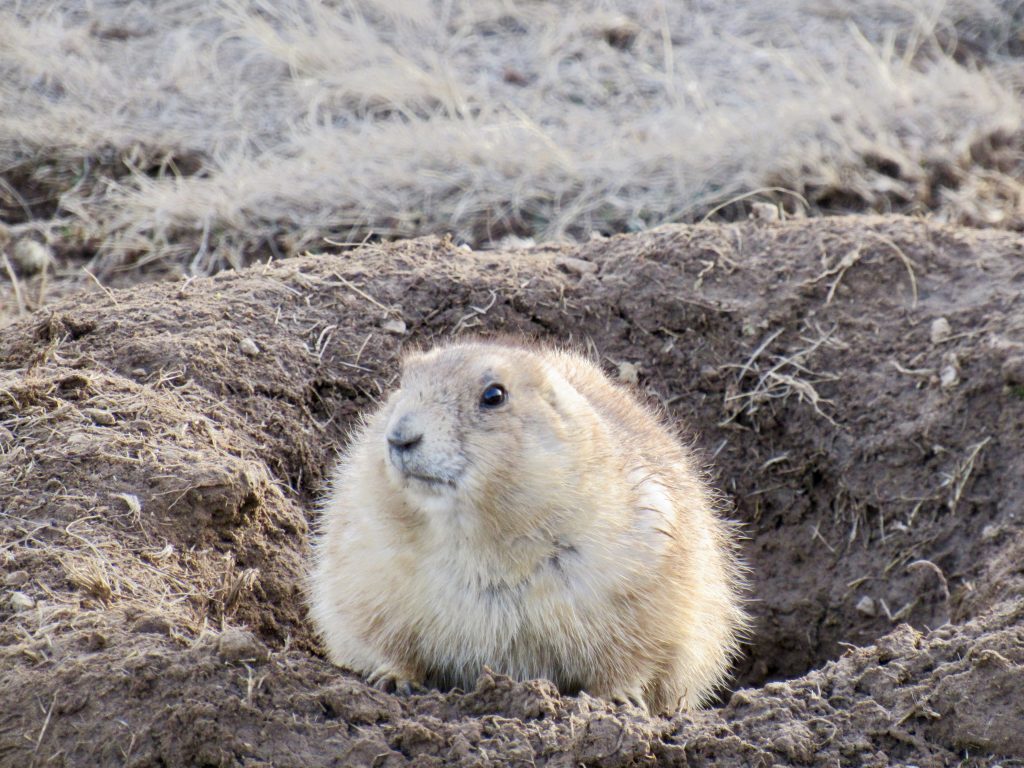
[{"xmin": 480, "ymin": 384, "xmax": 508, "ymax": 408}]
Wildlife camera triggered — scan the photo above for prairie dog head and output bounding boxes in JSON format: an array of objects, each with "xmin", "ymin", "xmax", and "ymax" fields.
[{"xmin": 378, "ymin": 342, "xmax": 604, "ymax": 534}]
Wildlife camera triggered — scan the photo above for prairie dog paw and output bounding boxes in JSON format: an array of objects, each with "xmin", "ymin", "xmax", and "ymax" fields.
[
  {"xmin": 609, "ymin": 688, "xmax": 649, "ymax": 713},
  {"xmin": 367, "ymin": 665, "xmax": 422, "ymax": 695}
]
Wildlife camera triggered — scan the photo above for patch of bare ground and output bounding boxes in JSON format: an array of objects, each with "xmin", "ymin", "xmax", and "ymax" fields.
[{"xmin": 1, "ymin": 215, "xmax": 1022, "ymax": 766}]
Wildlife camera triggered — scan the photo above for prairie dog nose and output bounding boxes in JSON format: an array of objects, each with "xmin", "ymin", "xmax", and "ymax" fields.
[{"xmin": 387, "ymin": 415, "xmax": 423, "ymax": 452}]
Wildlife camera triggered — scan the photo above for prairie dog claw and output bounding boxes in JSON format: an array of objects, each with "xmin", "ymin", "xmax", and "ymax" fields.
[{"xmin": 367, "ymin": 665, "xmax": 421, "ymax": 695}]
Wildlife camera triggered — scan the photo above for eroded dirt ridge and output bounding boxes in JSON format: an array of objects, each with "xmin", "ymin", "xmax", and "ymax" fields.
[{"xmin": 1, "ymin": 217, "xmax": 1022, "ymax": 766}]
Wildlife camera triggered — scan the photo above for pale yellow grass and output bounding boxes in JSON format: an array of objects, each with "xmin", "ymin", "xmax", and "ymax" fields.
[{"xmin": 0, "ymin": 0, "xmax": 1021, "ymax": 276}]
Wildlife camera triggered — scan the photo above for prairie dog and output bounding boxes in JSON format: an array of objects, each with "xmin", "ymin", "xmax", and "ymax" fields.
[{"xmin": 309, "ymin": 340, "xmax": 747, "ymax": 712}]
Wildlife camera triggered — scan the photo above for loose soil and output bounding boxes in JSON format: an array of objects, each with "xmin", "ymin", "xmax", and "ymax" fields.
[{"xmin": 1, "ymin": 215, "xmax": 1022, "ymax": 766}]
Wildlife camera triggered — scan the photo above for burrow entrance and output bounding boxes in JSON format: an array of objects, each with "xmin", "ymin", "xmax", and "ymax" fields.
[{"xmin": 1, "ymin": 219, "xmax": 1019, "ymax": 707}]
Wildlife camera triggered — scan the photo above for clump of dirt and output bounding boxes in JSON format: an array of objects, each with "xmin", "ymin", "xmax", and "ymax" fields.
[
  {"xmin": 0, "ymin": 363, "xmax": 309, "ymax": 646},
  {"xmin": 1, "ymin": 216, "xmax": 1022, "ymax": 766}
]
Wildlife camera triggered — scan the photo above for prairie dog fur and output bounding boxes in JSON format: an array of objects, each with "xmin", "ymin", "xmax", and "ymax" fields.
[{"xmin": 309, "ymin": 340, "xmax": 747, "ymax": 712}]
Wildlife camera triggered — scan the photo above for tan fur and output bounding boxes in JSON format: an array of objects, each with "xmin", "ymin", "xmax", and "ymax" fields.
[{"xmin": 308, "ymin": 340, "xmax": 747, "ymax": 712}]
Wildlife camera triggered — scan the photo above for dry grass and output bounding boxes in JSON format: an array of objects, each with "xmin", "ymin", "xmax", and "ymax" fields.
[
  {"xmin": 721, "ymin": 324, "xmax": 844, "ymax": 427},
  {"xmin": 0, "ymin": 365, "xmax": 292, "ymax": 662},
  {"xmin": 0, "ymin": 0, "xmax": 1021, "ymax": 279}
]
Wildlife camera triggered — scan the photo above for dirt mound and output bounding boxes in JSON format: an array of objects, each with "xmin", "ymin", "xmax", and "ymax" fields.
[{"xmin": 1, "ymin": 215, "xmax": 1022, "ymax": 766}]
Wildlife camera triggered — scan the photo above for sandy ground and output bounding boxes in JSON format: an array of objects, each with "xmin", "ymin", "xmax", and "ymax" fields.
[{"xmin": 1, "ymin": 215, "xmax": 1022, "ymax": 766}]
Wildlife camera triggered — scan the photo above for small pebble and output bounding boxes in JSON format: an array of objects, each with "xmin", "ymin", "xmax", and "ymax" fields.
[
  {"xmin": 382, "ymin": 318, "xmax": 407, "ymax": 335},
  {"xmin": 597, "ymin": 15, "xmax": 640, "ymax": 50},
  {"xmin": 1001, "ymin": 355, "xmax": 1024, "ymax": 386},
  {"xmin": 503, "ymin": 67, "xmax": 529, "ymax": 86},
  {"xmin": 131, "ymin": 613, "xmax": 173, "ymax": 635},
  {"xmin": 930, "ymin": 317, "xmax": 952, "ymax": 345},
  {"xmin": 750, "ymin": 202, "xmax": 780, "ymax": 221},
  {"xmin": 939, "ymin": 366, "xmax": 959, "ymax": 388},
  {"xmin": 855, "ymin": 596, "xmax": 876, "ymax": 617},
  {"xmin": 84, "ymin": 408, "xmax": 116, "ymax": 426},
  {"xmin": 494, "ymin": 235, "xmax": 535, "ymax": 250},
  {"xmin": 239, "ymin": 338, "xmax": 260, "ymax": 357},
  {"xmin": 939, "ymin": 353, "xmax": 960, "ymax": 389},
  {"xmin": 617, "ymin": 361, "xmax": 640, "ymax": 385},
  {"xmin": 83, "ymin": 631, "xmax": 109, "ymax": 651},
  {"xmin": 554, "ymin": 256, "xmax": 598, "ymax": 276},
  {"xmin": 700, "ymin": 365, "xmax": 721, "ymax": 382},
  {"xmin": 3, "ymin": 570, "xmax": 29, "ymax": 587},
  {"xmin": 217, "ymin": 628, "xmax": 269, "ymax": 663},
  {"xmin": 10, "ymin": 591, "xmax": 35, "ymax": 611},
  {"xmin": 11, "ymin": 239, "xmax": 52, "ymax": 275}
]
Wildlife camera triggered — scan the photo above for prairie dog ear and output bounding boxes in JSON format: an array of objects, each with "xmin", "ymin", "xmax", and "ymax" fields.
[
  {"xmin": 535, "ymin": 365, "xmax": 575, "ymax": 414},
  {"xmin": 540, "ymin": 378, "xmax": 561, "ymax": 410}
]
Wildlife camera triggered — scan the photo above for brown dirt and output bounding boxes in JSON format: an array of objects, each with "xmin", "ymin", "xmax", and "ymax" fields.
[{"xmin": 1, "ymin": 215, "xmax": 1022, "ymax": 766}]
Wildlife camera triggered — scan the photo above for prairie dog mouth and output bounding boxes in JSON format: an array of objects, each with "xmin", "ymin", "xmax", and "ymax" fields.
[
  {"xmin": 406, "ymin": 471, "xmax": 458, "ymax": 489},
  {"xmin": 387, "ymin": 441, "xmax": 463, "ymax": 491}
]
